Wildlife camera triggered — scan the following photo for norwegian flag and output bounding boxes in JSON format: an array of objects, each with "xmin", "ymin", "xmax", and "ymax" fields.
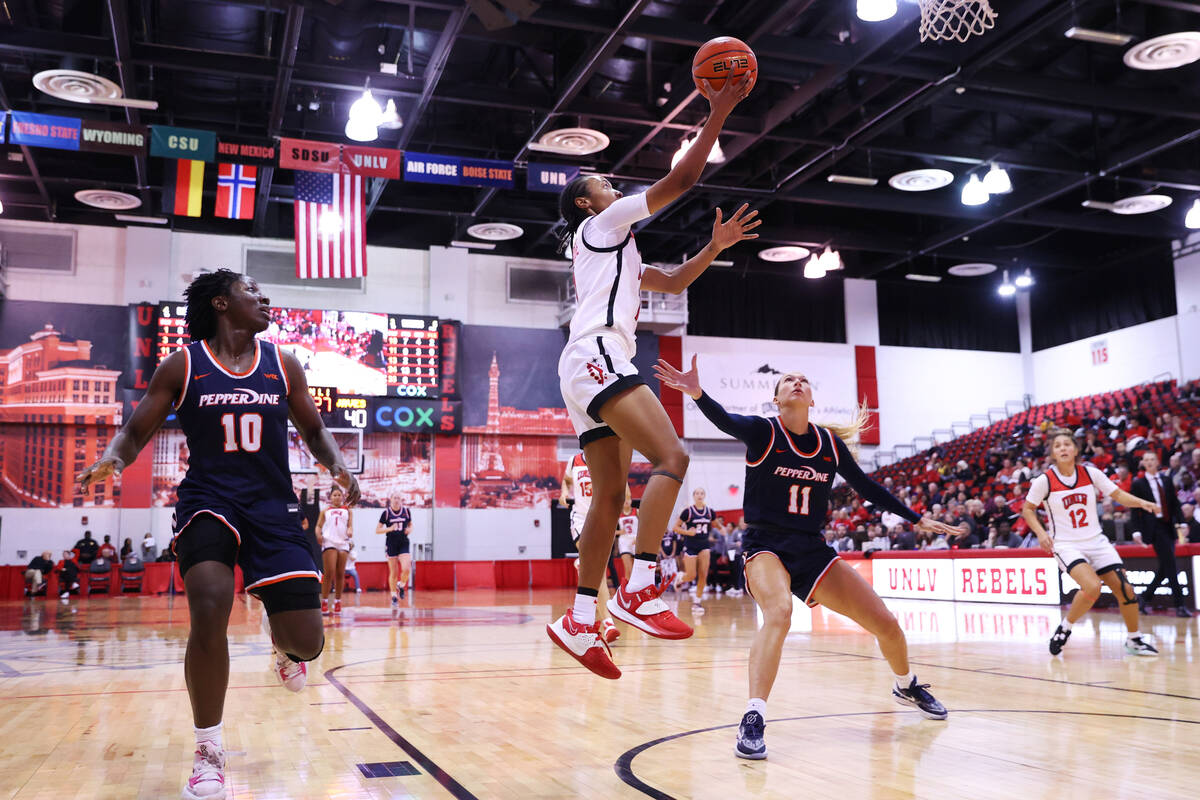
[
  {"xmin": 293, "ymin": 170, "xmax": 367, "ymax": 279},
  {"xmin": 215, "ymin": 163, "xmax": 257, "ymax": 219}
]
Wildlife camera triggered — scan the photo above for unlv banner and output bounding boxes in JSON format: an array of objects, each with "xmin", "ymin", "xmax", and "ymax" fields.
[
  {"xmin": 680, "ymin": 335, "xmax": 856, "ymax": 440},
  {"xmin": 343, "ymin": 145, "xmax": 401, "ymax": 178}
]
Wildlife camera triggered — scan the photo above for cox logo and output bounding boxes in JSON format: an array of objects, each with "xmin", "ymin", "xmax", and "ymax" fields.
[
  {"xmin": 375, "ymin": 403, "xmax": 435, "ymax": 428},
  {"xmin": 395, "ymin": 385, "xmax": 430, "ymax": 397}
]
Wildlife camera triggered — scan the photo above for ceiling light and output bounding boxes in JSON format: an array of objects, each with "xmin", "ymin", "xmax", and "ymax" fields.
[
  {"xmin": 450, "ymin": 240, "xmax": 497, "ymax": 250},
  {"xmin": 1064, "ymin": 27, "xmax": 1134, "ymax": 46},
  {"xmin": 74, "ymin": 189, "xmax": 141, "ymax": 210},
  {"xmin": 671, "ymin": 135, "xmax": 724, "ymax": 168},
  {"xmin": 827, "ymin": 174, "xmax": 879, "ymax": 186},
  {"xmin": 345, "ymin": 117, "xmax": 378, "ymax": 142},
  {"xmin": 1014, "ymin": 268, "xmax": 1034, "ymax": 288},
  {"xmin": 803, "ymin": 254, "xmax": 826, "ymax": 279},
  {"xmin": 818, "ymin": 246, "xmax": 843, "ymax": 271},
  {"xmin": 981, "ymin": 164, "xmax": 1012, "ymax": 195},
  {"xmin": 961, "ymin": 174, "xmax": 989, "ymax": 206},
  {"xmin": 889, "ymin": 169, "xmax": 954, "ymax": 192},
  {"xmin": 857, "ymin": 0, "xmax": 898, "ymax": 22},
  {"xmin": 114, "ymin": 214, "xmax": 168, "ymax": 224},
  {"xmin": 318, "ymin": 211, "xmax": 343, "ymax": 238},
  {"xmin": 997, "ymin": 269, "xmax": 1016, "ymax": 297},
  {"xmin": 905, "ymin": 273, "xmax": 942, "ymax": 282},
  {"xmin": 947, "ymin": 262, "xmax": 997, "ymax": 277},
  {"xmin": 1186, "ymin": 200, "xmax": 1200, "ymax": 230},
  {"xmin": 758, "ymin": 245, "xmax": 811, "ymax": 262},
  {"xmin": 1124, "ymin": 32, "xmax": 1200, "ymax": 71},
  {"xmin": 527, "ymin": 127, "xmax": 611, "ymax": 156},
  {"xmin": 711, "ymin": 259, "xmax": 735, "ymax": 267},
  {"xmin": 467, "ymin": 222, "xmax": 523, "ymax": 241},
  {"xmin": 0, "ymin": 198, "xmax": 5, "ymax": 215},
  {"xmin": 378, "ymin": 98, "xmax": 403, "ymax": 130},
  {"xmin": 348, "ymin": 89, "xmax": 383, "ymax": 124}
]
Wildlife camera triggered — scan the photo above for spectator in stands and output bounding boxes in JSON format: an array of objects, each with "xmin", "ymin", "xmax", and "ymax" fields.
[
  {"xmin": 141, "ymin": 532, "xmax": 158, "ymax": 562},
  {"xmin": 98, "ymin": 535, "xmax": 117, "ymax": 561},
  {"xmin": 74, "ymin": 531, "xmax": 99, "ymax": 565},
  {"xmin": 1091, "ymin": 445, "xmax": 1113, "ymax": 471},
  {"xmin": 120, "ymin": 538, "xmax": 133, "ymax": 560},
  {"xmin": 726, "ymin": 522, "xmax": 745, "ymax": 596},
  {"xmin": 988, "ymin": 526, "xmax": 1022, "ymax": 548},
  {"xmin": 56, "ymin": 550, "xmax": 81, "ymax": 598},
  {"xmin": 925, "ymin": 530, "xmax": 951, "ymax": 550},
  {"xmin": 1177, "ymin": 472, "xmax": 1197, "ymax": 507},
  {"xmin": 1113, "ymin": 442, "xmax": 1136, "ymax": 473},
  {"xmin": 1166, "ymin": 452, "xmax": 1188, "ymax": 485},
  {"xmin": 1113, "ymin": 464, "xmax": 1134, "ymax": 495},
  {"xmin": 890, "ymin": 524, "xmax": 917, "ymax": 551},
  {"xmin": 24, "ymin": 551, "xmax": 54, "ymax": 596},
  {"xmin": 1180, "ymin": 503, "xmax": 1200, "ymax": 544},
  {"xmin": 952, "ymin": 521, "xmax": 980, "ymax": 549}
]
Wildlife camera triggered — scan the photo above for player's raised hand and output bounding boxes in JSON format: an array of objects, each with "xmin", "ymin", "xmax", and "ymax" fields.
[
  {"xmin": 654, "ymin": 355, "xmax": 703, "ymax": 399},
  {"xmin": 331, "ymin": 464, "xmax": 361, "ymax": 505},
  {"xmin": 710, "ymin": 203, "xmax": 761, "ymax": 251},
  {"xmin": 914, "ymin": 516, "xmax": 962, "ymax": 539},
  {"xmin": 77, "ymin": 456, "xmax": 125, "ymax": 492}
]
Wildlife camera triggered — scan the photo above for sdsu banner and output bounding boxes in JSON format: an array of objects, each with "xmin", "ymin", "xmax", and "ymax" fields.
[
  {"xmin": 279, "ymin": 137, "xmax": 341, "ymax": 172},
  {"xmin": 681, "ymin": 335, "xmax": 855, "ymax": 440}
]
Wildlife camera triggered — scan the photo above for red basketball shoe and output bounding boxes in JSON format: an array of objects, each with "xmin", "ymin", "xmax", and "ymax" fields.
[
  {"xmin": 546, "ymin": 610, "xmax": 621, "ymax": 679},
  {"xmin": 607, "ymin": 581, "xmax": 693, "ymax": 639}
]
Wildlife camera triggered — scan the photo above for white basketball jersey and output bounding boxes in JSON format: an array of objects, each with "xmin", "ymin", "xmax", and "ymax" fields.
[
  {"xmin": 567, "ymin": 199, "xmax": 648, "ymax": 357},
  {"xmin": 618, "ymin": 512, "xmax": 638, "ymax": 540},
  {"xmin": 569, "ymin": 453, "xmax": 593, "ymax": 534},
  {"xmin": 322, "ymin": 506, "xmax": 352, "ymax": 549},
  {"xmin": 1025, "ymin": 464, "xmax": 1117, "ymax": 543}
]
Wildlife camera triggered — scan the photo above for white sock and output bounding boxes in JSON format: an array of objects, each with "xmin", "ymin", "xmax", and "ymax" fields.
[
  {"xmin": 746, "ymin": 698, "xmax": 766, "ymax": 717},
  {"xmin": 627, "ymin": 558, "xmax": 657, "ymax": 592},
  {"xmin": 572, "ymin": 593, "xmax": 597, "ymax": 626},
  {"xmin": 894, "ymin": 672, "xmax": 914, "ymax": 691},
  {"xmin": 195, "ymin": 722, "xmax": 223, "ymax": 749},
  {"xmin": 1060, "ymin": 619, "xmax": 1073, "ymax": 632},
  {"xmin": 1127, "ymin": 631, "xmax": 1142, "ymax": 641}
]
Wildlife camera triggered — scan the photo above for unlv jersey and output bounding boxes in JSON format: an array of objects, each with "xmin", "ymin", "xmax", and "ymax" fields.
[
  {"xmin": 174, "ymin": 339, "xmax": 295, "ymax": 509},
  {"xmin": 745, "ymin": 418, "xmax": 841, "ymax": 533},
  {"xmin": 568, "ymin": 453, "xmax": 593, "ymax": 534},
  {"xmin": 1025, "ymin": 464, "xmax": 1117, "ymax": 542}
]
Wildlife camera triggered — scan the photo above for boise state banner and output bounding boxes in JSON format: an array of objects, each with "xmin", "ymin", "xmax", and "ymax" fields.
[{"xmin": 404, "ymin": 152, "xmax": 514, "ymax": 188}]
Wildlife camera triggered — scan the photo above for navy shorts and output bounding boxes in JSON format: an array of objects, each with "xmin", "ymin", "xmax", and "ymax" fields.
[
  {"xmin": 386, "ymin": 532, "xmax": 410, "ymax": 558},
  {"xmin": 743, "ymin": 528, "xmax": 841, "ymax": 607},
  {"xmin": 172, "ymin": 492, "xmax": 321, "ymax": 594},
  {"xmin": 681, "ymin": 535, "xmax": 711, "ymax": 557}
]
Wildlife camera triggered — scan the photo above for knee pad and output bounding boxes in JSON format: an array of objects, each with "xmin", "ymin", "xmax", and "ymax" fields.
[{"xmin": 1113, "ymin": 570, "xmax": 1137, "ymax": 604}]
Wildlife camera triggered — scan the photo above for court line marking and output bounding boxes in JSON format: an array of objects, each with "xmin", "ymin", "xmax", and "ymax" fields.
[
  {"xmin": 329, "ymin": 726, "xmax": 372, "ymax": 732},
  {"xmin": 614, "ymin": 709, "xmax": 1200, "ymax": 799},
  {"xmin": 324, "ymin": 660, "xmax": 480, "ymax": 800}
]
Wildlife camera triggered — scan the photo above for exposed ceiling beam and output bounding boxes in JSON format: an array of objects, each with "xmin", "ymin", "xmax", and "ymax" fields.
[
  {"xmin": 104, "ymin": 0, "xmax": 151, "ymax": 211},
  {"xmin": 0, "ymin": 82, "xmax": 52, "ymax": 220},
  {"xmin": 471, "ymin": 0, "xmax": 655, "ymax": 217},
  {"xmin": 251, "ymin": 3, "xmax": 304, "ymax": 238}
]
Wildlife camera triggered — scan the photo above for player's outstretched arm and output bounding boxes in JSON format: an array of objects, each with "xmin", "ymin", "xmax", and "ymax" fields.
[
  {"xmin": 1110, "ymin": 488, "xmax": 1159, "ymax": 516},
  {"xmin": 655, "ymin": 356, "xmax": 772, "ymax": 452},
  {"xmin": 281, "ymin": 348, "xmax": 361, "ymax": 505},
  {"xmin": 642, "ymin": 204, "xmax": 761, "ymax": 294},
  {"xmin": 77, "ymin": 349, "xmax": 185, "ymax": 491}
]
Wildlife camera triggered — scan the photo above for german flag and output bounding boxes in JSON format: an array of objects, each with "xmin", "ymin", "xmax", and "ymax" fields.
[{"xmin": 162, "ymin": 159, "xmax": 205, "ymax": 216}]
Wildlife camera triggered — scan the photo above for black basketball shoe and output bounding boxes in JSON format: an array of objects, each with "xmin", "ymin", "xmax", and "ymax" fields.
[
  {"xmin": 892, "ymin": 677, "xmax": 948, "ymax": 720},
  {"xmin": 1049, "ymin": 624, "xmax": 1072, "ymax": 655},
  {"xmin": 734, "ymin": 711, "xmax": 767, "ymax": 759}
]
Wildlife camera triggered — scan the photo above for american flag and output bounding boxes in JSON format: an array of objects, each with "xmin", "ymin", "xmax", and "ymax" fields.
[{"xmin": 294, "ymin": 170, "xmax": 367, "ymax": 279}]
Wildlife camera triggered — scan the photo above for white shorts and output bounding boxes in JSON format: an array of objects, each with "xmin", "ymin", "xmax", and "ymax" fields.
[
  {"xmin": 1053, "ymin": 533, "xmax": 1122, "ymax": 574},
  {"xmin": 617, "ymin": 533, "xmax": 637, "ymax": 555},
  {"xmin": 558, "ymin": 334, "xmax": 644, "ymax": 446}
]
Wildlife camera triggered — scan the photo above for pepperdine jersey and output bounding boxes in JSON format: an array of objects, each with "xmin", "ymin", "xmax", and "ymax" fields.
[
  {"xmin": 694, "ymin": 392, "xmax": 920, "ymax": 534},
  {"xmin": 567, "ymin": 192, "xmax": 651, "ymax": 358},
  {"xmin": 679, "ymin": 505, "xmax": 715, "ymax": 540},
  {"xmin": 380, "ymin": 505, "xmax": 411, "ymax": 538},
  {"xmin": 174, "ymin": 339, "xmax": 295, "ymax": 509},
  {"xmin": 1025, "ymin": 463, "xmax": 1117, "ymax": 542},
  {"xmin": 569, "ymin": 453, "xmax": 592, "ymax": 534}
]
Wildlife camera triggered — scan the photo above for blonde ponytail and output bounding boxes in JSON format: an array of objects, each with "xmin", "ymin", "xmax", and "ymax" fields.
[{"xmin": 818, "ymin": 401, "xmax": 872, "ymax": 458}]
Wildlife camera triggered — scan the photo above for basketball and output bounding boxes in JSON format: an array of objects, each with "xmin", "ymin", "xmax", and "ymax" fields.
[{"xmin": 692, "ymin": 37, "xmax": 757, "ymax": 96}]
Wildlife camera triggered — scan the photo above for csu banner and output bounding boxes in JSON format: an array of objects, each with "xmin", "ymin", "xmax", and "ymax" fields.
[
  {"xmin": 10, "ymin": 112, "xmax": 80, "ymax": 150},
  {"xmin": 527, "ymin": 163, "xmax": 581, "ymax": 192},
  {"xmin": 150, "ymin": 125, "xmax": 216, "ymax": 161},
  {"xmin": 404, "ymin": 152, "xmax": 514, "ymax": 188}
]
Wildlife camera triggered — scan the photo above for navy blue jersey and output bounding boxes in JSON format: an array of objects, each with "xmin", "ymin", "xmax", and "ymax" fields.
[
  {"xmin": 174, "ymin": 340, "xmax": 295, "ymax": 510},
  {"xmin": 695, "ymin": 392, "xmax": 920, "ymax": 535},
  {"xmin": 661, "ymin": 531, "xmax": 680, "ymax": 557},
  {"xmin": 379, "ymin": 506, "xmax": 411, "ymax": 536},
  {"xmin": 679, "ymin": 505, "xmax": 715, "ymax": 538}
]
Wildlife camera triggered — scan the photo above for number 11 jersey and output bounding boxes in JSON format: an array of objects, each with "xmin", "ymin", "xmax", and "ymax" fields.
[{"xmin": 1024, "ymin": 463, "xmax": 1117, "ymax": 542}]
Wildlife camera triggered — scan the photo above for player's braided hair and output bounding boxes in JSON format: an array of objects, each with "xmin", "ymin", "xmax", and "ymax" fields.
[
  {"xmin": 556, "ymin": 175, "xmax": 593, "ymax": 254},
  {"xmin": 183, "ymin": 268, "xmax": 241, "ymax": 342}
]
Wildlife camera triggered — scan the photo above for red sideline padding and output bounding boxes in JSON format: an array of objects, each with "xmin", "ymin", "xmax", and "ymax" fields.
[
  {"xmin": 455, "ymin": 561, "xmax": 496, "ymax": 589},
  {"xmin": 495, "ymin": 560, "xmax": 531, "ymax": 589}
]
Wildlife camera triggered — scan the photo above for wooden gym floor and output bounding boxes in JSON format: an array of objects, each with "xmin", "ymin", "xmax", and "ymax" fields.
[{"xmin": 0, "ymin": 589, "xmax": 1197, "ymax": 799}]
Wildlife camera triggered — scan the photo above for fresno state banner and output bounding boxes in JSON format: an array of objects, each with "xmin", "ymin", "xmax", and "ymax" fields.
[
  {"xmin": 343, "ymin": 145, "xmax": 401, "ymax": 178},
  {"xmin": 279, "ymin": 137, "xmax": 341, "ymax": 172}
]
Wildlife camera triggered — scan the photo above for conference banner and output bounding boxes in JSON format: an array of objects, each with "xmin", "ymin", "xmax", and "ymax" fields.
[
  {"xmin": 79, "ymin": 120, "xmax": 149, "ymax": 155},
  {"xmin": 279, "ymin": 137, "xmax": 342, "ymax": 172},
  {"xmin": 527, "ymin": 162, "xmax": 581, "ymax": 192},
  {"xmin": 216, "ymin": 135, "xmax": 278, "ymax": 167},
  {"xmin": 403, "ymin": 152, "xmax": 514, "ymax": 188},
  {"xmin": 680, "ymin": 335, "xmax": 856, "ymax": 440},
  {"xmin": 10, "ymin": 112, "xmax": 80, "ymax": 150},
  {"xmin": 343, "ymin": 145, "xmax": 401, "ymax": 179},
  {"xmin": 150, "ymin": 125, "xmax": 216, "ymax": 162}
]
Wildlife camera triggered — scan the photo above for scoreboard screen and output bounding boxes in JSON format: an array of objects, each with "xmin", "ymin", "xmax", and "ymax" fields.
[
  {"xmin": 148, "ymin": 303, "xmax": 441, "ymax": 398},
  {"xmin": 306, "ymin": 386, "xmax": 461, "ymax": 434}
]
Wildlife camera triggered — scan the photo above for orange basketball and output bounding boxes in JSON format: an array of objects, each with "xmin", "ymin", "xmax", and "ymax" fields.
[{"xmin": 692, "ymin": 36, "xmax": 757, "ymax": 97}]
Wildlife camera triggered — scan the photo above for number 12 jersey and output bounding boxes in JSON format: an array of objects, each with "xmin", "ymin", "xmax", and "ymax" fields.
[{"xmin": 1024, "ymin": 464, "xmax": 1117, "ymax": 542}]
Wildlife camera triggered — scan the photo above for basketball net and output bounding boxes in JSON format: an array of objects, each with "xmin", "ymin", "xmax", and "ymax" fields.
[{"xmin": 918, "ymin": 0, "xmax": 997, "ymax": 43}]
